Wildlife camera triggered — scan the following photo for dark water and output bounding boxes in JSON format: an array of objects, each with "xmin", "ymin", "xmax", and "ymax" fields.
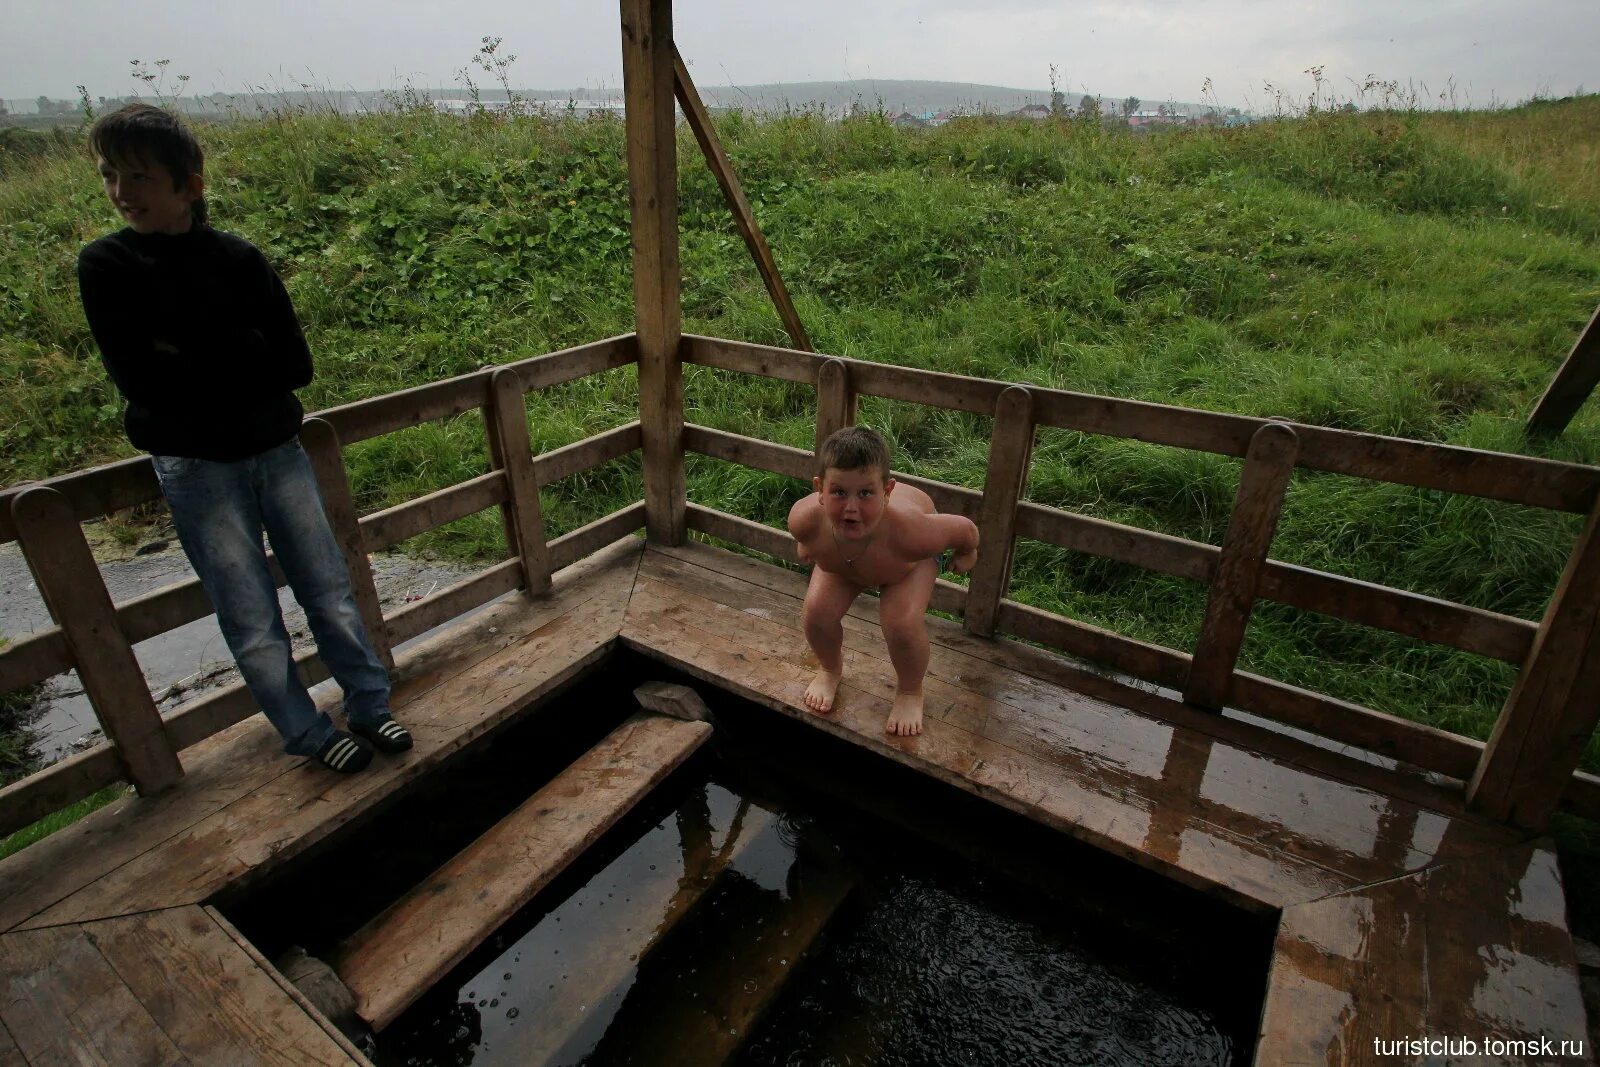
[
  {"xmin": 374, "ymin": 764, "xmax": 1256, "ymax": 1065},
  {"xmin": 223, "ymin": 653, "xmax": 1265, "ymax": 1066}
]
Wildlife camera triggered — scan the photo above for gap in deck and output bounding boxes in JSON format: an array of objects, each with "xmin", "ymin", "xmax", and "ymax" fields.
[
  {"xmin": 214, "ymin": 645, "xmax": 642, "ymax": 959},
  {"xmin": 377, "ymin": 652, "xmax": 1269, "ymax": 1065}
]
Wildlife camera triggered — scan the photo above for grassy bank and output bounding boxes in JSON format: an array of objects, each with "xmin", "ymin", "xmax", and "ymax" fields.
[{"xmin": 2, "ymin": 97, "xmax": 1598, "ymax": 781}]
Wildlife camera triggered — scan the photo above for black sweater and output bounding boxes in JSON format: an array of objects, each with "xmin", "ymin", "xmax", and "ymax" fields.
[{"xmin": 77, "ymin": 226, "xmax": 312, "ymax": 461}]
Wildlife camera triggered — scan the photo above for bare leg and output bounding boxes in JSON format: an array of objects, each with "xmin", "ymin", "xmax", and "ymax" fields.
[
  {"xmin": 877, "ymin": 557, "xmax": 938, "ymax": 737},
  {"xmin": 802, "ymin": 566, "xmax": 862, "ymax": 714}
]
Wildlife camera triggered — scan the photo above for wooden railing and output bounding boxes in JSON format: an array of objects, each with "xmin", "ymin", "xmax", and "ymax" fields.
[
  {"xmin": 5, "ymin": 327, "xmax": 1600, "ymax": 837},
  {"xmin": 0, "ymin": 335, "xmax": 642, "ymax": 840},
  {"xmin": 678, "ymin": 334, "xmax": 1600, "ymax": 829}
]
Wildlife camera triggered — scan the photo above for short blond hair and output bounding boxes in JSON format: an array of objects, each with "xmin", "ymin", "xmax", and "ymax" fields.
[{"xmin": 818, "ymin": 425, "xmax": 891, "ymax": 481}]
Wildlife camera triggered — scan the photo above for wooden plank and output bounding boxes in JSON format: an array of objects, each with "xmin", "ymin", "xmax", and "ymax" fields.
[
  {"xmin": 1470, "ymin": 494, "xmax": 1600, "ymax": 829},
  {"xmin": 0, "ymin": 627, "xmax": 71, "ymax": 696},
  {"xmin": 0, "ymin": 455, "xmax": 157, "ymax": 548},
  {"xmin": 619, "ymin": 585, "xmax": 1350, "ymax": 910},
  {"xmin": 674, "ymin": 47, "xmax": 812, "ymax": 353},
  {"xmin": 10, "ymin": 487, "xmax": 183, "ymax": 797},
  {"xmin": 644, "ymin": 540, "xmax": 1492, "ymax": 816},
  {"xmin": 996, "ymin": 598, "xmax": 1487, "ymax": 779},
  {"xmin": 1186, "ymin": 423, "xmax": 1299, "ymax": 708},
  {"xmin": 0, "ymin": 746, "xmax": 126, "ymax": 843},
  {"xmin": 333, "ymin": 714, "xmax": 714, "ymax": 1030},
  {"xmin": 1258, "ymin": 871, "xmax": 1430, "ymax": 1066},
  {"xmin": 532, "ymin": 421, "xmax": 643, "ymax": 487},
  {"xmin": 0, "ymin": 923, "xmax": 190, "ymax": 1066},
  {"xmin": 685, "ymin": 423, "xmax": 812, "ymax": 480},
  {"xmin": 384, "ymin": 559, "xmax": 523, "ymax": 646},
  {"xmin": 518, "ymin": 801, "xmax": 778, "ymax": 1066},
  {"xmin": 314, "ymin": 334, "xmax": 636, "ymax": 446},
  {"xmin": 300, "ymin": 418, "xmax": 394, "ymax": 671},
  {"xmin": 622, "ymin": 0, "xmax": 685, "ymax": 545},
  {"xmin": 0, "ymin": 540, "xmax": 641, "ymax": 934},
  {"xmin": 1015, "ymin": 500, "xmax": 1536, "ymax": 663},
  {"xmin": 686, "ymin": 501, "xmax": 800, "ymax": 563},
  {"xmin": 22, "ymin": 569, "xmax": 635, "ymax": 931},
  {"xmin": 360, "ymin": 470, "xmax": 507, "ymax": 553},
  {"xmin": 681, "ymin": 334, "xmax": 1600, "ymax": 513},
  {"xmin": 630, "ymin": 562, "xmax": 1490, "ymax": 891},
  {"xmin": 487, "ymin": 368, "xmax": 553, "ymax": 595},
  {"xmin": 1529, "ymin": 302, "xmax": 1600, "ymax": 435},
  {"xmin": 86, "ymin": 906, "xmax": 358, "ymax": 1065},
  {"xmin": 1422, "ymin": 844, "xmax": 1587, "ymax": 1050},
  {"xmin": 1564, "ymin": 769, "xmax": 1600, "ymax": 820},
  {"xmin": 965, "ymin": 386, "xmax": 1034, "ymax": 637},
  {"xmin": 0, "ymin": 1019, "xmax": 21, "ymax": 1067},
  {"xmin": 814, "ymin": 358, "xmax": 855, "ymax": 454},
  {"xmin": 204, "ymin": 906, "xmax": 371, "ymax": 1064},
  {"xmin": 549, "ymin": 503, "xmax": 647, "ymax": 573}
]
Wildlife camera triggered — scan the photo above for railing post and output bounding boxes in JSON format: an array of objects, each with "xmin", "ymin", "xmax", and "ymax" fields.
[
  {"xmin": 1469, "ymin": 493, "xmax": 1600, "ymax": 829},
  {"xmin": 487, "ymin": 368, "xmax": 553, "ymax": 596},
  {"xmin": 622, "ymin": 0, "xmax": 685, "ymax": 545},
  {"xmin": 1528, "ymin": 303, "xmax": 1600, "ymax": 436},
  {"xmin": 815, "ymin": 358, "xmax": 856, "ymax": 456},
  {"xmin": 965, "ymin": 386, "xmax": 1034, "ymax": 637},
  {"xmin": 300, "ymin": 418, "xmax": 394, "ymax": 672},
  {"xmin": 11, "ymin": 486, "xmax": 183, "ymax": 796},
  {"xmin": 1184, "ymin": 422, "xmax": 1298, "ymax": 709}
]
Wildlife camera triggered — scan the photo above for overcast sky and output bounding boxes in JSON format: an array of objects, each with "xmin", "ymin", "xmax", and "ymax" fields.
[{"xmin": 5, "ymin": 0, "xmax": 1596, "ymax": 111}]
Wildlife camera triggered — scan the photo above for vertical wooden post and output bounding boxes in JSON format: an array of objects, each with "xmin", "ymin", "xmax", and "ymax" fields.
[
  {"xmin": 1184, "ymin": 422, "xmax": 1298, "ymax": 709},
  {"xmin": 1528, "ymin": 303, "xmax": 1600, "ymax": 436},
  {"xmin": 965, "ymin": 386, "xmax": 1035, "ymax": 637},
  {"xmin": 673, "ymin": 46, "xmax": 812, "ymax": 353},
  {"xmin": 487, "ymin": 367, "xmax": 553, "ymax": 596},
  {"xmin": 1469, "ymin": 494, "xmax": 1600, "ymax": 829},
  {"xmin": 622, "ymin": 0, "xmax": 685, "ymax": 545},
  {"xmin": 11, "ymin": 487, "xmax": 183, "ymax": 795},
  {"xmin": 814, "ymin": 359, "xmax": 856, "ymax": 456},
  {"xmin": 300, "ymin": 418, "xmax": 394, "ymax": 672}
]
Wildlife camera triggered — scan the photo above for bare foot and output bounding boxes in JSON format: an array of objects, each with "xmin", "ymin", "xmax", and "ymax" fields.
[
  {"xmin": 885, "ymin": 691, "xmax": 924, "ymax": 737},
  {"xmin": 805, "ymin": 669, "xmax": 841, "ymax": 713}
]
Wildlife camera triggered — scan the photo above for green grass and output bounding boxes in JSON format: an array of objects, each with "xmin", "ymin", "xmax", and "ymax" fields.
[
  {"xmin": 0, "ymin": 784, "xmax": 130, "ymax": 861},
  {"xmin": 2, "ymin": 97, "xmax": 1598, "ymax": 789}
]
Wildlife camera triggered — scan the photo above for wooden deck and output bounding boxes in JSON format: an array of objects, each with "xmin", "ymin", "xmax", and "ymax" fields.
[{"xmin": 0, "ymin": 536, "xmax": 1589, "ymax": 1064}]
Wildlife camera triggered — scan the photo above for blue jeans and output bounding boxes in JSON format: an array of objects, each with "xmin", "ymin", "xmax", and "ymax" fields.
[{"xmin": 153, "ymin": 438, "xmax": 391, "ymax": 755}]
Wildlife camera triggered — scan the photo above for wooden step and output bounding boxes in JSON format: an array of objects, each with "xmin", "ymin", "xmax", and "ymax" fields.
[
  {"xmin": 330, "ymin": 713, "xmax": 713, "ymax": 1031},
  {"xmin": 583, "ymin": 830, "xmax": 857, "ymax": 1066},
  {"xmin": 516, "ymin": 791, "xmax": 779, "ymax": 1065}
]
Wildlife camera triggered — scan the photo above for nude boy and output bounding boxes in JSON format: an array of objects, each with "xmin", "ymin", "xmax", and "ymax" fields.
[{"xmin": 787, "ymin": 426, "xmax": 979, "ymax": 737}]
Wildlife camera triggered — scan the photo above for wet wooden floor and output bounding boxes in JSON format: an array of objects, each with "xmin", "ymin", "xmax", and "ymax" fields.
[{"xmin": 0, "ymin": 537, "xmax": 1588, "ymax": 1064}]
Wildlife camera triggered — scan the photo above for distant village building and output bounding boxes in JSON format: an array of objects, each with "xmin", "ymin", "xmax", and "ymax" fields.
[
  {"xmin": 889, "ymin": 112, "xmax": 927, "ymax": 128},
  {"xmin": 1010, "ymin": 103, "xmax": 1052, "ymax": 121}
]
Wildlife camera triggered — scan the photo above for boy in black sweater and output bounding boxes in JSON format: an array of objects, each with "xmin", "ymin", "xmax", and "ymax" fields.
[{"xmin": 78, "ymin": 103, "xmax": 410, "ymax": 772}]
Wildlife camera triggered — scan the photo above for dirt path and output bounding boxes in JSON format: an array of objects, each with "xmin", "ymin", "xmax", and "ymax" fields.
[{"xmin": 0, "ymin": 534, "xmax": 473, "ymax": 766}]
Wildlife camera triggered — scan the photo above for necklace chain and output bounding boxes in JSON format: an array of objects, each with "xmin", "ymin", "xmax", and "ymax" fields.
[{"xmin": 831, "ymin": 523, "xmax": 875, "ymax": 567}]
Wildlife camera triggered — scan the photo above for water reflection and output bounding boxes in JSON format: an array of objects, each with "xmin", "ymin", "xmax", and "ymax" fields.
[{"xmin": 379, "ymin": 774, "xmax": 1242, "ymax": 1066}]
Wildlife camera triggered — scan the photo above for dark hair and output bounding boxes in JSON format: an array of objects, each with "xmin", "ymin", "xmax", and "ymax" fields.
[
  {"xmin": 89, "ymin": 103, "xmax": 208, "ymax": 227},
  {"xmin": 818, "ymin": 425, "xmax": 892, "ymax": 480}
]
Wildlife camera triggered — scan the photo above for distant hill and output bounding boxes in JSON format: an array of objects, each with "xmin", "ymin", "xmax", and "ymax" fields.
[{"xmin": 8, "ymin": 78, "xmax": 1202, "ymax": 121}]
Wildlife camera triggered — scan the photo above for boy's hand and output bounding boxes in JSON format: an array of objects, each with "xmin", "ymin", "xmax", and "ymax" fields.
[{"xmin": 949, "ymin": 546, "xmax": 977, "ymax": 574}]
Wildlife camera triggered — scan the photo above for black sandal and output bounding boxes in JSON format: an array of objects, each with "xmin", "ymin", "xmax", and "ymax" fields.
[
  {"xmin": 350, "ymin": 716, "xmax": 413, "ymax": 755},
  {"xmin": 315, "ymin": 731, "xmax": 373, "ymax": 774}
]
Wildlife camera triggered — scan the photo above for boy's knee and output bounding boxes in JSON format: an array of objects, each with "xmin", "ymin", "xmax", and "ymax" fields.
[{"xmin": 879, "ymin": 607, "xmax": 924, "ymax": 642}]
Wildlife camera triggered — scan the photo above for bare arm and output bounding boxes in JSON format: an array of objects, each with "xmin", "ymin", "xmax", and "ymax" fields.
[
  {"xmin": 899, "ymin": 511, "xmax": 980, "ymax": 572},
  {"xmin": 787, "ymin": 493, "xmax": 823, "ymax": 563}
]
